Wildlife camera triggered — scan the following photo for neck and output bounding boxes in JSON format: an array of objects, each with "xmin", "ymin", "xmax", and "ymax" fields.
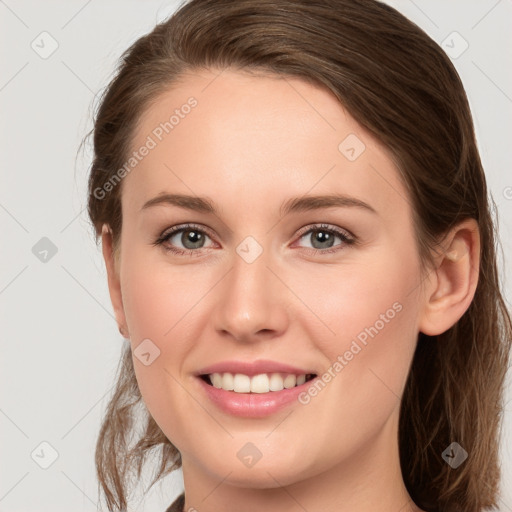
[{"xmin": 179, "ymin": 409, "xmax": 422, "ymax": 512}]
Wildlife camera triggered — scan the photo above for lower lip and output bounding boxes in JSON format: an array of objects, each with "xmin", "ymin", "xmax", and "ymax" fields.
[{"xmin": 196, "ymin": 376, "xmax": 316, "ymax": 418}]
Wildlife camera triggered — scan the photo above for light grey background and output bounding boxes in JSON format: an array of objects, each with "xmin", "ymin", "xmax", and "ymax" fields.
[{"xmin": 0, "ymin": 1, "xmax": 511, "ymax": 510}]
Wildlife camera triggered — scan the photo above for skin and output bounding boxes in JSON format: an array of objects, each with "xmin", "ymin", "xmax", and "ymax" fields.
[{"xmin": 101, "ymin": 68, "xmax": 480, "ymax": 512}]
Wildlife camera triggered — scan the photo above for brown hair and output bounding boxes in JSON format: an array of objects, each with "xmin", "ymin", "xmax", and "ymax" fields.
[{"xmin": 86, "ymin": 0, "xmax": 512, "ymax": 510}]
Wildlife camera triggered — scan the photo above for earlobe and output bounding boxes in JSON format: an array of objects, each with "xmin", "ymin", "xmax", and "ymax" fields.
[
  {"xmin": 418, "ymin": 219, "xmax": 480, "ymax": 336},
  {"xmin": 101, "ymin": 224, "xmax": 129, "ymax": 339}
]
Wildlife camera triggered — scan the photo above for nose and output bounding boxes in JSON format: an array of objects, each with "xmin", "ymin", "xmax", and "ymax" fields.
[{"xmin": 212, "ymin": 245, "xmax": 290, "ymax": 344}]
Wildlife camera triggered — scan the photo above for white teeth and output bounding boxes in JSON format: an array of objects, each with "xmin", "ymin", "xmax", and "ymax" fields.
[
  {"xmin": 283, "ymin": 374, "xmax": 296, "ymax": 389},
  {"xmin": 221, "ymin": 372, "xmax": 234, "ymax": 391},
  {"xmin": 250, "ymin": 374, "xmax": 269, "ymax": 393},
  {"xmin": 207, "ymin": 372, "xmax": 311, "ymax": 393},
  {"xmin": 269, "ymin": 373, "xmax": 284, "ymax": 391},
  {"xmin": 233, "ymin": 374, "xmax": 251, "ymax": 393},
  {"xmin": 211, "ymin": 373, "xmax": 222, "ymax": 389}
]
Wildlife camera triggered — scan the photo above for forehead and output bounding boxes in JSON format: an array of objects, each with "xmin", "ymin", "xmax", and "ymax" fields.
[{"xmin": 123, "ymin": 68, "xmax": 411, "ymax": 223}]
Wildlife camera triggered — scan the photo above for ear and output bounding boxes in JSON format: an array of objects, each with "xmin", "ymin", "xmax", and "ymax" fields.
[
  {"xmin": 418, "ymin": 218, "xmax": 480, "ymax": 336},
  {"xmin": 101, "ymin": 224, "xmax": 129, "ymax": 339}
]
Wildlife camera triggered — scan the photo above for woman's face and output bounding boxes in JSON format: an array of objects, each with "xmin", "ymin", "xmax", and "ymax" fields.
[{"xmin": 112, "ymin": 68, "xmax": 429, "ymax": 488}]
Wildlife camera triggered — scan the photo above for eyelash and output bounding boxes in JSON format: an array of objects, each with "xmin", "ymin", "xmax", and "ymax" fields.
[{"xmin": 153, "ymin": 222, "xmax": 357, "ymax": 257}]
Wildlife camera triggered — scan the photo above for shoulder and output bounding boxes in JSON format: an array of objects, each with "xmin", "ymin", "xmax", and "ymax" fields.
[{"xmin": 165, "ymin": 492, "xmax": 185, "ymax": 512}]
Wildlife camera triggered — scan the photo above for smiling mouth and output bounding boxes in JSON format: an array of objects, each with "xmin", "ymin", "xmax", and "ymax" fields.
[{"xmin": 199, "ymin": 372, "xmax": 317, "ymax": 394}]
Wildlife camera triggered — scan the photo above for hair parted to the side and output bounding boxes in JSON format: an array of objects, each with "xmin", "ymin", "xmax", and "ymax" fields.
[{"xmin": 85, "ymin": 1, "xmax": 512, "ymax": 510}]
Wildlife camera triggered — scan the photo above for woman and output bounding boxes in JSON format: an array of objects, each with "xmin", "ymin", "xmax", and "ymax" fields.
[{"xmin": 86, "ymin": 0, "xmax": 512, "ymax": 511}]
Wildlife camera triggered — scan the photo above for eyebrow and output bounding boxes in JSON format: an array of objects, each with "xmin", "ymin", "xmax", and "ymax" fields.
[{"xmin": 141, "ymin": 193, "xmax": 378, "ymax": 216}]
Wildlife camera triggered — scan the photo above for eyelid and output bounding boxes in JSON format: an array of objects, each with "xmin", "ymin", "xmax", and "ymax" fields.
[
  {"xmin": 294, "ymin": 223, "xmax": 354, "ymax": 241},
  {"xmin": 154, "ymin": 221, "xmax": 357, "ymax": 256},
  {"xmin": 157, "ymin": 222, "xmax": 353, "ymax": 243},
  {"xmin": 156, "ymin": 222, "xmax": 216, "ymax": 242}
]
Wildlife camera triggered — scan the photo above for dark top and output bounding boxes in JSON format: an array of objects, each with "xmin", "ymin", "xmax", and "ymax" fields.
[
  {"xmin": 165, "ymin": 492, "xmax": 434, "ymax": 511},
  {"xmin": 165, "ymin": 492, "xmax": 185, "ymax": 512}
]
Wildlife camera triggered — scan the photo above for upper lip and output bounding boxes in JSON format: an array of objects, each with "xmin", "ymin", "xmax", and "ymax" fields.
[{"xmin": 196, "ymin": 359, "xmax": 317, "ymax": 377}]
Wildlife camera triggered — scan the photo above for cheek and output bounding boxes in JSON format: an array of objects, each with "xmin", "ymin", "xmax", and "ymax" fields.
[
  {"xmin": 290, "ymin": 242, "xmax": 420, "ymax": 351},
  {"xmin": 122, "ymin": 264, "xmax": 195, "ymax": 445},
  {"xmin": 291, "ymin": 243, "xmax": 421, "ymax": 404},
  {"xmin": 118, "ymin": 250, "xmax": 194, "ymax": 415},
  {"xmin": 281, "ymin": 251, "xmax": 421, "ymax": 468},
  {"xmin": 120, "ymin": 249, "xmax": 200, "ymax": 343}
]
